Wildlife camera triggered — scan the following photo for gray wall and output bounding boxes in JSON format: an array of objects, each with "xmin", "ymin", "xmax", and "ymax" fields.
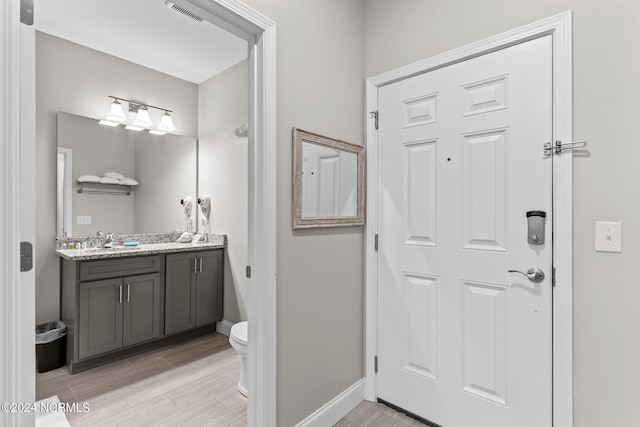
[
  {"xmin": 241, "ymin": 1, "xmax": 366, "ymax": 425},
  {"xmin": 36, "ymin": 32, "xmax": 198, "ymax": 323},
  {"xmin": 198, "ymin": 60, "xmax": 249, "ymax": 324},
  {"xmin": 365, "ymin": 1, "xmax": 640, "ymax": 426},
  {"xmin": 134, "ymin": 132, "xmax": 198, "ymax": 234}
]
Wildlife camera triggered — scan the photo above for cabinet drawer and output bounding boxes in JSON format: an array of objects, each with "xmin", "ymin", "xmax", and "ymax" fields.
[{"xmin": 80, "ymin": 256, "xmax": 161, "ymax": 282}]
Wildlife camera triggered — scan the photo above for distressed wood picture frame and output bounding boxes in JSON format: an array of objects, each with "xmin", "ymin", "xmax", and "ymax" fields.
[{"xmin": 292, "ymin": 128, "xmax": 365, "ymax": 229}]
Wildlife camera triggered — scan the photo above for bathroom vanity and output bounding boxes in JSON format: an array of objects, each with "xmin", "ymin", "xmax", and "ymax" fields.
[{"xmin": 57, "ymin": 235, "xmax": 225, "ymax": 374}]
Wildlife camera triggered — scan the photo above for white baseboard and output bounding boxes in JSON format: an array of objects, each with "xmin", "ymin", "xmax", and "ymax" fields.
[
  {"xmin": 216, "ymin": 319, "xmax": 234, "ymax": 337},
  {"xmin": 295, "ymin": 378, "xmax": 365, "ymax": 427}
]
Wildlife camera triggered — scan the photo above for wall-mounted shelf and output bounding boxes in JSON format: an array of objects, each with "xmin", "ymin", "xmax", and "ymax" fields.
[{"xmin": 77, "ymin": 182, "xmax": 135, "ymax": 196}]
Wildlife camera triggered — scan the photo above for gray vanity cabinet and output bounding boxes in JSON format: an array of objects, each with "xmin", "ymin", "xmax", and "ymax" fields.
[
  {"xmin": 165, "ymin": 250, "xmax": 223, "ymax": 335},
  {"xmin": 61, "ymin": 255, "xmax": 164, "ymax": 372},
  {"xmin": 61, "ymin": 249, "xmax": 222, "ymax": 374},
  {"xmin": 78, "ymin": 273, "xmax": 161, "ymax": 359}
]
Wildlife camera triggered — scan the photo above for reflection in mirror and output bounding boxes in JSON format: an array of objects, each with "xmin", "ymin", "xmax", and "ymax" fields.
[
  {"xmin": 56, "ymin": 112, "xmax": 197, "ymax": 237},
  {"xmin": 57, "ymin": 147, "xmax": 73, "ymax": 237},
  {"xmin": 293, "ymin": 128, "xmax": 364, "ymax": 229},
  {"xmin": 301, "ymin": 141, "xmax": 357, "ymax": 218}
]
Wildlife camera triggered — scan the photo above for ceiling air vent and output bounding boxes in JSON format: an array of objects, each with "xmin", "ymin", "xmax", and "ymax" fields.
[{"xmin": 164, "ymin": 1, "xmax": 204, "ymax": 23}]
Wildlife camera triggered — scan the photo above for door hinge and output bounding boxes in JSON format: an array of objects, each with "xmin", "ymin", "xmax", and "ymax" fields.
[
  {"xmin": 369, "ymin": 110, "xmax": 378, "ymax": 130},
  {"xmin": 552, "ymin": 266, "xmax": 556, "ymax": 287},
  {"xmin": 20, "ymin": 0, "xmax": 34, "ymax": 25},
  {"xmin": 20, "ymin": 242, "xmax": 33, "ymax": 272},
  {"xmin": 246, "ymin": 265, "xmax": 251, "ymax": 279},
  {"xmin": 544, "ymin": 140, "xmax": 587, "ymax": 158},
  {"xmin": 374, "ymin": 234, "xmax": 379, "ymax": 251}
]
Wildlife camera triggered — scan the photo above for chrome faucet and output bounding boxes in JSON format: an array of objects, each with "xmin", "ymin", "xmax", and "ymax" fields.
[{"xmin": 97, "ymin": 231, "xmax": 114, "ymax": 248}]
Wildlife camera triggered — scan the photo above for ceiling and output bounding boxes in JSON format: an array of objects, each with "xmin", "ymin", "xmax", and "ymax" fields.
[{"xmin": 35, "ymin": 0, "xmax": 248, "ymax": 84}]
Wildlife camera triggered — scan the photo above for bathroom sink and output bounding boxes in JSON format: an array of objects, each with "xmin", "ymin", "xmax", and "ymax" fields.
[{"xmin": 85, "ymin": 246, "xmax": 141, "ymax": 252}]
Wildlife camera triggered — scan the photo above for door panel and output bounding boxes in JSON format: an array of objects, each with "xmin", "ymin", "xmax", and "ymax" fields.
[
  {"xmin": 317, "ymin": 153, "xmax": 340, "ymax": 216},
  {"xmin": 404, "ymin": 140, "xmax": 437, "ymax": 246},
  {"xmin": 79, "ymin": 278, "xmax": 123, "ymax": 359},
  {"xmin": 377, "ymin": 36, "xmax": 552, "ymax": 427},
  {"xmin": 196, "ymin": 250, "xmax": 224, "ymax": 326},
  {"xmin": 402, "ymin": 273, "xmax": 438, "ymax": 381},
  {"xmin": 123, "ymin": 273, "xmax": 161, "ymax": 347},
  {"xmin": 165, "ymin": 253, "xmax": 197, "ymax": 335},
  {"xmin": 462, "ymin": 129, "xmax": 507, "ymax": 251}
]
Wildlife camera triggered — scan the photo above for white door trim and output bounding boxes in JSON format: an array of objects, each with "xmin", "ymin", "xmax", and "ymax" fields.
[
  {"xmin": 1, "ymin": 2, "xmax": 36, "ymax": 426},
  {"xmin": 365, "ymin": 11, "xmax": 573, "ymax": 427},
  {"xmin": 3, "ymin": 0, "xmax": 277, "ymax": 426}
]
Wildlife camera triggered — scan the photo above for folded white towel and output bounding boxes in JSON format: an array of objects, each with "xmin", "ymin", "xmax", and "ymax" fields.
[
  {"xmin": 176, "ymin": 232, "xmax": 193, "ymax": 243},
  {"xmin": 77, "ymin": 175, "xmax": 100, "ymax": 183},
  {"xmin": 119, "ymin": 178, "xmax": 138, "ymax": 186},
  {"xmin": 99, "ymin": 177, "xmax": 120, "ymax": 185},
  {"xmin": 103, "ymin": 172, "xmax": 125, "ymax": 180}
]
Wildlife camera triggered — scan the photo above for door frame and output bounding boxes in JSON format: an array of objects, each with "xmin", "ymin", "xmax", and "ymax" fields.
[
  {"xmin": 1, "ymin": 0, "xmax": 277, "ymax": 425},
  {"xmin": 364, "ymin": 11, "xmax": 573, "ymax": 427}
]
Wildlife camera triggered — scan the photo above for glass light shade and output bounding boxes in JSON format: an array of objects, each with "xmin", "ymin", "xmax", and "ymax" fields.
[
  {"xmin": 98, "ymin": 120, "xmax": 120, "ymax": 127},
  {"xmin": 105, "ymin": 100, "xmax": 127, "ymax": 123},
  {"xmin": 149, "ymin": 130, "xmax": 166, "ymax": 135},
  {"xmin": 133, "ymin": 108, "xmax": 153, "ymax": 128},
  {"xmin": 157, "ymin": 112, "xmax": 176, "ymax": 132},
  {"xmin": 125, "ymin": 125, "xmax": 145, "ymax": 131}
]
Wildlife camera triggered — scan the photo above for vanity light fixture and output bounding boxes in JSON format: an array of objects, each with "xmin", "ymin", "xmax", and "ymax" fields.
[
  {"xmin": 98, "ymin": 98, "xmax": 127, "ymax": 126},
  {"xmin": 132, "ymin": 106, "xmax": 153, "ymax": 128},
  {"xmin": 157, "ymin": 111, "xmax": 177, "ymax": 132},
  {"xmin": 148, "ymin": 111, "xmax": 176, "ymax": 135},
  {"xmin": 99, "ymin": 96, "xmax": 177, "ymax": 134}
]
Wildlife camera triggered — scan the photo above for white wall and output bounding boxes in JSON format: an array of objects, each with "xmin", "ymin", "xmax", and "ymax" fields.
[
  {"xmin": 365, "ymin": 1, "xmax": 640, "ymax": 426},
  {"xmin": 198, "ymin": 59, "xmax": 249, "ymax": 324},
  {"xmin": 36, "ymin": 32, "xmax": 198, "ymax": 323},
  {"xmin": 238, "ymin": 1, "xmax": 367, "ymax": 425}
]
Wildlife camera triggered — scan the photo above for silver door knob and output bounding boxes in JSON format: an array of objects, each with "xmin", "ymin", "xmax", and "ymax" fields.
[{"xmin": 508, "ymin": 267, "xmax": 545, "ymax": 283}]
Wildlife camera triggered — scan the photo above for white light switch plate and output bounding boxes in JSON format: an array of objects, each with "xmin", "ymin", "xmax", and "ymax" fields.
[
  {"xmin": 595, "ymin": 221, "xmax": 622, "ymax": 253},
  {"xmin": 77, "ymin": 215, "xmax": 92, "ymax": 225}
]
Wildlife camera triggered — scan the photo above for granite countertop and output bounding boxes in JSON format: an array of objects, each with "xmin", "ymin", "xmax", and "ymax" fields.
[{"xmin": 56, "ymin": 233, "xmax": 226, "ymax": 261}]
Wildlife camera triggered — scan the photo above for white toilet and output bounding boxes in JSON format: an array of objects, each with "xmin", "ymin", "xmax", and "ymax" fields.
[{"xmin": 229, "ymin": 321, "xmax": 248, "ymax": 397}]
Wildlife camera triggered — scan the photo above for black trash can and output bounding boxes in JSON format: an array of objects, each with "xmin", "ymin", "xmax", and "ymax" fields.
[{"xmin": 35, "ymin": 321, "xmax": 66, "ymax": 373}]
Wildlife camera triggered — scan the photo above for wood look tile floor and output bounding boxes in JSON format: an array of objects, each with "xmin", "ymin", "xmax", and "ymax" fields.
[
  {"xmin": 336, "ymin": 401, "xmax": 427, "ymax": 427},
  {"xmin": 36, "ymin": 332, "xmax": 247, "ymax": 426}
]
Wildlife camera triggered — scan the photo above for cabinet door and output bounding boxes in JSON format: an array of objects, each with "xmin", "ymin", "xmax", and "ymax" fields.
[
  {"xmin": 123, "ymin": 273, "xmax": 161, "ymax": 347},
  {"xmin": 79, "ymin": 278, "xmax": 123, "ymax": 359},
  {"xmin": 165, "ymin": 253, "xmax": 197, "ymax": 335},
  {"xmin": 196, "ymin": 250, "xmax": 224, "ymax": 326}
]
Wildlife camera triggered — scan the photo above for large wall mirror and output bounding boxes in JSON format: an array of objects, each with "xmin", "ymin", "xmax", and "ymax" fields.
[
  {"xmin": 56, "ymin": 112, "xmax": 197, "ymax": 237},
  {"xmin": 292, "ymin": 128, "xmax": 364, "ymax": 229}
]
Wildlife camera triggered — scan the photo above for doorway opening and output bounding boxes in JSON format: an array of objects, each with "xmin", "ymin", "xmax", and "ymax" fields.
[{"xmin": 3, "ymin": 0, "xmax": 276, "ymax": 425}]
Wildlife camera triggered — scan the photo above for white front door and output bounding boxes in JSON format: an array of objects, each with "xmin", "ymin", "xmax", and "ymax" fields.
[{"xmin": 377, "ymin": 35, "xmax": 553, "ymax": 427}]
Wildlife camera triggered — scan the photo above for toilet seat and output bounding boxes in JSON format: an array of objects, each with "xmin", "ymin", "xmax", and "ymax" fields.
[
  {"xmin": 229, "ymin": 321, "xmax": 249, "ymax": 397},
  {"xmin": 230, "ymin": 321, "xmax": 248, "ymax": 348}
]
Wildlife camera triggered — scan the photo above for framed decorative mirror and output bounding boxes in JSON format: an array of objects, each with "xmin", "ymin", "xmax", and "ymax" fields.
[{"xmin": 292, "ymin": 128, "xmax": 365, "ymax": 229}]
